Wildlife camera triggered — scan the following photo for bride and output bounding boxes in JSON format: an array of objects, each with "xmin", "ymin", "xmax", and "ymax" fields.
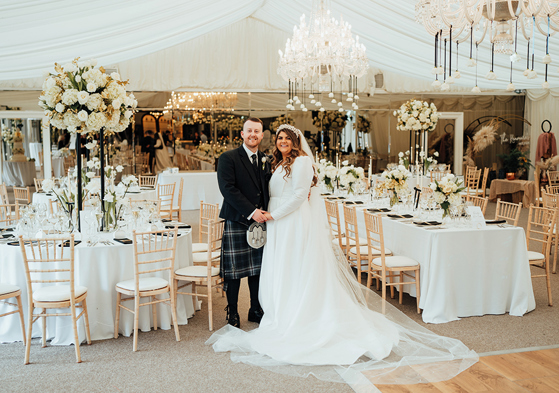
[
  {"xmin": 154, "ymin": 130, "xmax": 174, "ymax": 173},
  {"xmin": 207, "ymin": 124, "xmax": 477, "ymax": 386}
]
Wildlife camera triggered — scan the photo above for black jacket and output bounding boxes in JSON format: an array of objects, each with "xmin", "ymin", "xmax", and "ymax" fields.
[{"xmin": 217, "ymin": 146, "xmax": 271, "ymax": 225}]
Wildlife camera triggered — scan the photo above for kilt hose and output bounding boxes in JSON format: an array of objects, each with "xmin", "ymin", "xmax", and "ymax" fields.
[{"xmin": 220, "ymin": 220, "xmax": 263, "ymax": 285}]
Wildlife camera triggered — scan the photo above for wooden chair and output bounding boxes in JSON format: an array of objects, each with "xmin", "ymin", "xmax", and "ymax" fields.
[
  {"xmin": 175, "ymin": 219, "xmax": 224, "ymax": 331},
  {"xmin": 477, "ymin": 167, "xmax": 489, "ymax": 197},
  {"xmin": 363, "ymin": 211, "xmax": 420, "ymax": 313},
  {"xmin": 542, "ymin": 191, "xmax": 559, "ymax": 274},
  {"xmin": 114, "ymin": 228, "xmax": 181, "ymax": 351},
  {"xmin": 34, "ymin": 178, "xmax": 44, "ymax": 193},
  {"xmin": 170, "ymin": 178, "xmax": 184, "ymax": 222},
  {"xmin": 325, "ymin": 199, "xmax": 344, "ymax": 249},
  {"xmin": 546, "ymin": 185, "xmax": 559, "ymax": 194},
  {"xmin": 547, "ymin": 170, "xmax": 559, "ymax": 187},
  {"xmin": 430, "ymin": 170, "xmax": 449, "ymax": 182},
  {"xmin": 494, "ymin": 198, "xmax": 522, "ymax": 226},
  {"xmin": 0, "ymin": 284, "xmax": 26, "ymax": 345},
  {"xmin": 139, "ymin": 174, "xmax": 157, "ymax": 189},
  {"xmin": 157, "ymin": 183, "xmax": 176, "ymax": 220},
  {"xmin": 460, "ymin": 167, "xmax": 482, "ymax": 200},
  {"xmin": 175, "ymin": 153, "xmax": 189, "ymax": 170},
  {"xmin": 526, "ymin": 204, "xmax": 557, "ymax": 306},
  {"xmin": 343, "ymin": 204, "xmax": 378, "ymax": 281},
  {"xmin": 192, "ymin": 201, "xmax": 220, "ymax": 253},
  {"xmin": 0, "ymin": 184, "xmax": 9, "ymax": 204},
  {"xmin": 13, "ymin": 187, "xmax": 31, "ymax": 205},
  {"xmin": 467, "ymin": 195, "xmax": 489, "ymax": 216},
  {"xmin": 19, "ymin": 235, "xmax": 91, "ymax": 364},
  {"xmin": 0, "ymin": 203, "xmax": 20, "ymax": 226}
]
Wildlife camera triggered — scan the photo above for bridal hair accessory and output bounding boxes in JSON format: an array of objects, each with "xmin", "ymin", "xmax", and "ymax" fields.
[{"xmin": 276, "ymin": 124, "xmax": 302, "ymax": 139}]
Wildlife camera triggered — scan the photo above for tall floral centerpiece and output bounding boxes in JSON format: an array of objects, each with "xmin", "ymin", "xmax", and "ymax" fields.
[
  {"xmin": 429, "ymin": 174, "xmax": 464, "ymax": 218},
  {"xmin": 39, "ymin": 57, "xmax": 137, "ymax": 229},
  {"xmin": 338, "ymin": 161, "xmax": 365, "ymax": 194},
  {"xmin": 103, "ymin": 173, "xmax": 138, "ymax": 230},
  {"xmin": 377, "ymin": 165, "xmax": 410, "ymax": 207},
  {"xmin": 316, "ymin": 159, "xmax": 339, "ymax": 192},
  {"xmin": 313, "ymin": 111, "xmax": 348, "ymax": 132},
  {"xmin": 270, "ymin": 114, "xmax": 295, "ymax": 132}
]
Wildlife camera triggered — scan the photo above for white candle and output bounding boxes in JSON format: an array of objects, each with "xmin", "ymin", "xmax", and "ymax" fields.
[{"xmin": 368, "ymin": 156, "xmax": 372, "ymax": 177}]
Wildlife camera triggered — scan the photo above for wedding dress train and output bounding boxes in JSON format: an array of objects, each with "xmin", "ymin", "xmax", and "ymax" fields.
[{"xmin": 208, "ymin": 156, "xmax": 477, "ymax": 387}]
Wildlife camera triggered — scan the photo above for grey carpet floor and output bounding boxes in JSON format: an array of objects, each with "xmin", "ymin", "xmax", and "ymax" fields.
[{"xmin": 1, "ymin": 202, "xmax": 558, "ymax": 392}]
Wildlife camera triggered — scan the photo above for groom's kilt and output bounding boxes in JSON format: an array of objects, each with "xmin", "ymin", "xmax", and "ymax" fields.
[{"xmin": 220, "ymin": 220, "xmax": 263, "ymax": 281}]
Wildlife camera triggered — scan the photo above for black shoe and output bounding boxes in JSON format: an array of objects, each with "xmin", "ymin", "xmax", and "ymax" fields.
[
  {"xmin": 248, "ymin": 307, "xmax": 264, "ymax": 323},
  {"xmin": 225, "ymin": 306, "xmax": 240, "ymax": 328}
]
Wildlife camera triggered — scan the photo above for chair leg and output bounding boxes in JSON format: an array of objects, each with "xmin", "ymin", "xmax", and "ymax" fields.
[
  {"xmin": 192, "ymin": 283, "xmax": 197, "ymax": 311},
  {"xmin": 114, "ymin": 292, "xmax": 122, "ymax": 339},
  {"xmin": 41, "ymin": 309, "xmax": 47, "ymax": 348},
  {"xmin": 24, "ymin": 305, "xmax": 33, "ymax": 365},
  {"xmin": 389, "ymin": 276, "xmax": 395, "ymax": 299},
  {"xmin": 381, "ymin": 278, "xmax": 387, "ymax": 315},
  {"xmin": 152, "ymin": 296, "xmax": 157, "ymax": 331},
  {"xmin": 16, "ymin": 294, "xmax": 26, "ymax": 346},
  {"xmin": 208, "ymin": 281, "xmax": 213, "ymax": 331},
  {"xmin": 366, "ymin": 269, "xmax": 372, "ymax": 289},
  {"xmin": 133, "ymin": 296, "xmax": 140, "ymax": 352},
  {"xmin": 399, "ymin": 272, "xmax": 404, "ymax": 304},
  {"xmin": 170, "ymin": 290, "xmax": 180, "ymax": 342},
  {"xmin": 415, "ymin": 269, "xmax": 421, "ymax": 314},
  {"xmin": 82, "ymin": 298, "xmax": 92, "ymax": 345},
  {"xmin": 70, "ymin": 303, "xmax": 82, "ymax": 363},
  {"xmin": 553, "ymin": 234, "xmax": 558, "ymax": 274},
  {"xmin": 546, "ymin": 260, "xmax": 553, "ymax": 306}
]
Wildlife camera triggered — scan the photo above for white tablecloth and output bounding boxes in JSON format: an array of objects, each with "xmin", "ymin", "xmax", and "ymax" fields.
[
  {"xmin": 52, "ymin": 157, "xmax": 65, "ymax": 177},
  {"xmin": 32, "ymin": 190, "xmax": 157, "ymax": 207},
  {"xmin": 157, "ymin": 171, "xmax": 223, "ymax": 210},
  {"xmin": 2, "ymin": 161, "xmax": 36, "ymax": 186},
  {"xmin": 0, "ymin": 231, "xmax": 195, "ymax": 344},
  {"xmin": 335, "ymin": 200, "xmax": 536, "ymax": 323},
  {"xmin": 29, "ymin": 142, "xmax": 42, "ymax": 164}
]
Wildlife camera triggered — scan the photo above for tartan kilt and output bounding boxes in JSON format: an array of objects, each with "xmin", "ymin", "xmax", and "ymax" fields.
[{"xmin": 220, "ymin": 220, "xmax": 263, "ymax": 280}]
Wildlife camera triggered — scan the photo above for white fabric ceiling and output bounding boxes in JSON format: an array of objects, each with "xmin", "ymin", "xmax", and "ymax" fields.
[{"xmin": 1, "ymin": 0, "xmax": 559, "ymax": 93}]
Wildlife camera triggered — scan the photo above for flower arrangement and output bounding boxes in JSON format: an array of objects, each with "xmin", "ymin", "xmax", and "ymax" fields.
[
  {"xmin": 394, "ymin": 100, "xmax": 439, "ymax": 132},
  {"xmin": 424, "ymin": 151, "xmax": 439, "ymax": 172},
  {"xmin": 213, "ymin": 144, "xmax": 228, "ymax": 158},
  {"xmin": 429, "ymin": 174, "xmax": 465, "ymax": 217},
  {"xmin": 377, "ymin": 165, "xmax": 411, "ymax": 206},
  {"xmin": 103, "ymin": 174, "xmax": 138, "ymax": 229},
  {"xmin": 270, "ymin": 114, "xmax": 295, "ymax": 133},
  {"xmin": 39, "ymin": 57, "xmax": 137, "ymax": 134},
  {"xmin": 498, "ymin": 148, "xmax": 532, "ymax": 176},
  {"xmin": 398, "ymin": 150, "xmax": 411, "ymax": 169},
  {"xmin": 355, "ymin": 114, "xmax": 370, "ymax": 133},
  {"xmin": 338, "ymin": 161, "xmax": 365, "ymax": 194},
  {"xmin": 313, "ymin": 111, "xmax": 348, "ymax": 132},
  {"xmin": 316, "ymin": 159, "xmax": 339, "ymax": 192},
  {"xmin": 197, "ymin": 142, "xmax": 212, "ymax": 157},
  {"xmin": 232, "ymin": 136, "xmax": 243, "ymax": 147},
  {"xmin": 1, "ymin": 125, "xmax": 14, "ymax": 147}
]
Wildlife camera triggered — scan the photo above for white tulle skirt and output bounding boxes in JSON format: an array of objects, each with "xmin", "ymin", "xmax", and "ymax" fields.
[{"xmin": 207, "ymin": 189, "xmax": 477, "ymax": 387}]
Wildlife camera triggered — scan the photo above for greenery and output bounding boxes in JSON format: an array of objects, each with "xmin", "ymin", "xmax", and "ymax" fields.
[{"xmin": 498, "ymin": 148, "xmax": 532, "ymax": 174}]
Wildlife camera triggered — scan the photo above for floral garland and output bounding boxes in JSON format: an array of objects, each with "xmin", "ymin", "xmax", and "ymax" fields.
[
  {"xmin": 394, "ymin": 99, "xmax": 439, "ymax": 132},
  {"xmin": 313, "ymin": 111, "xmax": 348, "ymax": 132},
  {"xmin": 270, "ymin": 114, "xmax": 295, "ymax": 133},
  {"xmin": 39, "ymin": 57, "xmax": 137, "ymax": 134}
]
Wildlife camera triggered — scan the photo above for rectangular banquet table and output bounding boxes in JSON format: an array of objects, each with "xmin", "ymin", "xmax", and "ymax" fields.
[
  {"xmin": 0, "ymin": 231, "xmax": 195, "ymax": 345},
  {"xmin": 489, "ymin": 179, "xmax": 535, "ymax": 207},
  {"xmin": 2, "ymin": 161, "xmax": 36, "ymax": 186},
  {"xmin": 157, "ymin": 171, "xmax": 223, "ymax": 210},
  {"xmin": 335, "ymin": 200, "xmax": 536, "ymax": 323}
]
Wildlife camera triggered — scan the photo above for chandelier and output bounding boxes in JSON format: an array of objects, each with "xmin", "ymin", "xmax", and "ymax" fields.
[
  {"xmin": 164, "ymin": 92, "xmax": 237, "ymax": 112},
  {"xmin": 277, "ymin": 0, "xmax": 368, "ymax": 112},
  {"xmin": 415, "ymin": 0, "xmax": 559, "ymax": 91}
]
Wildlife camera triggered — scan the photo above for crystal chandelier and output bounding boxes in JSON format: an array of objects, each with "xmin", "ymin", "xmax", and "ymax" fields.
[
  {"xmin": 277, "ymin": 0, "xmax": 368, "ymax": 112},
  {"xmin": 163, "ymin": 92, "xmax": 237, "ymax": 112},
  {"xmin": 415, "ymin": 0, "xmax": 559, "ymax": 91}
]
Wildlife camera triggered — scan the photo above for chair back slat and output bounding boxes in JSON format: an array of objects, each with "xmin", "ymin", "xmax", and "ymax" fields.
[
  {"xmin": 157, "ymin": 183, "xmax": 175, "ymax": 211},
  {"xmin": 139, "ymin": 174, "xmax": 157, "ymax": 189},
  {"xmin": 13, "ymin": 187, "xmax": 31, "ymax": 205},
  {"xmin": 526, "ymin": 205, "xmax": 557, "ymax": 255},
  {"xmin": 494, "ymin": 198, "xmax": 522, "ymax": 226},
  {"xmin": 467, "ymin": 195, "xmax": 489, "ymax": 215},
  {"xmin": 0, "ymin": 203, "xmax": 20, "ymax": 226},
  {"xmin": 363, "ymin": 212, "xmax": 388, "ymax": 268},
  {"xmin": 547, "ymin": 170, "xmax": 559, "ymax": 187},
  {"xmin": 342, "ymin": 204, "xmax": 359, "ymax": 255},
  {"xmin": 199, "ymin": 201, "xmax": 220, "ymax": 243},
  {"xmin": 324, "ymin": 199, "xmax": 342, "ymax": 247},
  {"xmin": 0, "ymin": 184, "xmax": 8, "ymax": 204},
  {"xmin": 546, "ymin": 185, "xmax": 559, "ymax": 194}
]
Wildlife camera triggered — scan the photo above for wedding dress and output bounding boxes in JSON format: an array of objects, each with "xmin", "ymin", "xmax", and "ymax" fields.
[
  {"xmin": 208, "ymin": 156, "xmax": 477, "ymax": 387},
  {"xmin": 154, "ymin": 132, "xmax": 174, "ymax": 173}
]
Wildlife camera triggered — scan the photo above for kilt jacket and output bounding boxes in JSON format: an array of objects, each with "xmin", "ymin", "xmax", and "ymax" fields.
[{"xmin": 217, "ymin": 146, "xmax": 272, "ymax": 225}]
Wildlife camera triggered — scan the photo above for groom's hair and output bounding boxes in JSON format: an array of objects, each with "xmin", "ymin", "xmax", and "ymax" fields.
[{"xmin": 243, "ymin": 117, "xmax": 263, "ymax": 129}]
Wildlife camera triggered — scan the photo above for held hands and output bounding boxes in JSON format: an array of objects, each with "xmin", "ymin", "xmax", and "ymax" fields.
[{"xmin": 252, "ymin": 209, "xmax": 274, "ymax": 223}]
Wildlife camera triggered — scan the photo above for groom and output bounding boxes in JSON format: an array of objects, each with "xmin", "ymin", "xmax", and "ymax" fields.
[{"xmin": 217, "ymin": 117, "xmax": 271, "ymax": 328}]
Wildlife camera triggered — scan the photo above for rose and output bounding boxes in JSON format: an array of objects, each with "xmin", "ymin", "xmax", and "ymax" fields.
[
  {"xmin": 77, "ymin": 91, "xmax": 89, "ymax": 105},
  {"xmin": 116, "ymin": 165, "xmax": 124, "ymax": 173},
  {"xmin": 42, "ymin": 178, "xmax": 55, "ymax": 192},
  {"xmin": 77, "ymin": 110, "xmax": 88, "ymax": 122},
  {"xmin": 61, "ymin": 89, "xmax": 78, "ymax": 106},
  {"xmin": 55, "ymin": 103, "xmax": 65, "ymax": 113},
  {"xmin": 86, "ymin": 82, "xmax": 97, "ymax": 93}
]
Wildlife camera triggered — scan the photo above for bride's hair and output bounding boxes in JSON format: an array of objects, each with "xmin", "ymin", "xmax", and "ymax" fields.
[{"xmin": 272, "ymin": 126, "xmax": 317, "ymax": 186}]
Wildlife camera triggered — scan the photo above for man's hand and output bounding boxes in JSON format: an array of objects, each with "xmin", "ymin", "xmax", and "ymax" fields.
[
  {"xmin": 263, "ymin": 212, "xmax": 274, "ymax": 221},
  {"xmin": 252, "ymin": 209, "xmax": 268, "ymax": 223}
]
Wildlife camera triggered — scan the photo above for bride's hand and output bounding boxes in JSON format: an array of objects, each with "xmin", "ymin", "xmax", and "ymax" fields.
[{"xmin": 264, "ymin": 212, "xmax": 274, "ymax": 221}]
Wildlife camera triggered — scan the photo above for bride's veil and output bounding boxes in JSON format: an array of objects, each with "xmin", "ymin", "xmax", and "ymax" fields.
[{"xmin": 208, "ymin": 128, "xmax": 478, "ymax": 389}]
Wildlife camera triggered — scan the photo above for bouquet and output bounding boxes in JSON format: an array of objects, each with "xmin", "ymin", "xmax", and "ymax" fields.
[
  {"xmin": 316, "ymin": 159, "xmax": 339, "ymax": 192},
  {"xmin": 429, "ymin": 174, "xmax": 465, "ymax": 217},
  {"xmin": 398, "ymin": 150, "xmax": 411, "ymax": 169},
  {"xmin": 313, "ymin": 111, "xmax": 348, "ymax": 132},
  {"xmin": 338, "ymin": 161, "xmax": 365, "ymax": 194},
  {"xmin": 394, "ymin": 100, "xmax": 439, "ymax": 132},
  {"xmin": 39, "ymin": 57, "xmax": 137, "ymax": 134},
  {"xmin": 377, "ymin": 165, "xmax": 410, "ymax": 206}
]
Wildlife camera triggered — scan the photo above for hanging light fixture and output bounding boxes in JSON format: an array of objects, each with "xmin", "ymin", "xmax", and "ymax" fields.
[
  {"xmin": 415, "ymin": 0, "xmax": 559, "ymax": 91},
  {"xmin": 277, "ymin": 0, "xmax": 369, "ymax": 111},
  {"xmin": 163, "ymin": 92, "xmax": 237, "ymax": 112}
]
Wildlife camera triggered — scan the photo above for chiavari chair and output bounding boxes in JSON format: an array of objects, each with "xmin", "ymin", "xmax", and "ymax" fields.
[
  {"xmin": 0, "ymin": 203, "xmax": 20, "ymax": 227},
  {"xmin": 343, "ymin": 204, "xmax": 378, "ymax": 282},
  {"xmin": 157, "ymin": 183, "xmax": 175, "ymax": 220},
  {"xmin": 139, "ymin": 174, "xmax": 157, "ymax": 189},
  {"xmin": 114, "ymin": 228, "xmax": 180, "ymax": 351},
  {"xmin": 547, "ymin": 170, "xmax": 559, "ymax": 187},
  {"xmin": 546, "ymin": 185, "xmax": 559, "ymax": 194},
  {"xmin": 0, "ymin": 283, "xmax": 26, "ymax": 345},
  {"xmin": 324, "ymin": 199, "xmax": 344, "ymax": 249},
  {"xmin": 169, "ymin": 178, "xmax": 184, "ymax": 222},
  {"xmin": 34, "ymin": 178, "xmax": 44, "ymax": 193},
  {"xmin": 13, "ymin": 187, "xmax": 31, "ymax": 205},
  {"xmin": 542, "ymin": 191, "xmax": 559, "ymax": 274},
  {"xmin": 192, "ymin": 201, "xmax": 220, "ymax": 254},
  {"xmin": 0, "ymin": 184, "xmax": 9, "ymax": 204},
  {"xmin": 494, "ymin": 198, "xmax": 522, "ymax": 226},
  {"xmin": 467, "ymin": 195, "xmax": 489, "ymax": 216}
]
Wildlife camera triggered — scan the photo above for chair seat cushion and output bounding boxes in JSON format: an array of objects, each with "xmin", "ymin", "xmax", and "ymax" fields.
[
  {"xmin": 527, "ymin": 251, "xmax": 545, "ymax": 261},
  {"xmin": 372, "ymin": 256, "xmax": 419, "ymax": 268},
  {"xmin": 334, "ymin": 237, "xmax": 367, "ymax": 246},
  {"xmin": 192, "ymin": 243, "xmax": 208, "ymax": 253},
  {"xmin": 192, "ymin": 251, "xmax": 221, "ymax": 263},
  {"xmin": 0, "ymin": 283, "xmax": 20, "ymax": 296},
  {"xmin": 350, "ymin": 245, "xmax": 392, "ymax": 256},
  {"xmin": 116, "ymin": 277, "xmax": 168, "ymax": 292},
  {"xmin": 33, "ymin": 285, "xmax": 88, "ymax": 302},
  {"xmin": 175, "ymin": 265, "xmax": 220, "ymax": 277}
]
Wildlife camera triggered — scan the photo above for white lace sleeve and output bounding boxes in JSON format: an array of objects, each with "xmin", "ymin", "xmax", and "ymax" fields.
[{"xmin": 270, "ymin": 156, "xmax": 313, "ymax": 220}]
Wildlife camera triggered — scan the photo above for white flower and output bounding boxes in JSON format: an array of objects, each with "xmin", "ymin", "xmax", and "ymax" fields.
[
  {"xmin": 63, "ymin": 63, "xmax": 77, "ymax": 73},
  {"xmin": 75, "ymin": 75, "xmax": 82, "ymax": 83},
  {"xmin": 89, "ymin": 59, "xmax": 98, "ymax": 67},
  {"xmin": 398, "ymin": 152, "xmax": 404, "ymax": 158},
  {"xmin": 124, "ymin": 110, "xmax": 133, "ymax": 119},
  {"xmin": 86, "ymin": 178, "xmax": 101, "ymax": 194},
  {"xmin": 116, "ymin": 165, "xmax": 124, "ymax": 172},
  {"xmin": 104, "ymin": 193, "xmax": 114, "ymax": 203},
  {"xmin": 42, "ymin": 178, "xmax": 55, "ymax": 192},
  {"xmin": 77, "ymin": 90, "xmax": 89, "ymax": 105},
  {"xmin": 433, "ymin": 151, "xmax": 439, "ymax": 157},
  {"xmin": 55, "ymin": 103, "xmax": 65, "ymax": 113},
  {"xmin": 77, "ymin": 110, "xmax": 88, "ymax": 122},
  {"xmin": 85, "ymin": 140, "xmax": 97, "ymax": 150},
  {"xmin": 86, "ymin": 171, "xmax": 95, "ymax": 178},
  {"xmin": 86, "ymin": 82, "xmax": 97, "ymax": 93},
  {"xmin": 86, "ymin": 93, "xmax": 102, "ymax": 111},
  {"xmin": 342, "ymin": 160, "xmax": 349, "ymax": 166},
  {"xmin": 61, "ymin": 89, "xmax": 79, "ymax": 106},
  {"xmin": 110, "ymin": 72, "xmax": 121, "ymax": 81},
  {"xmin": 121, "ymin": 175, "xmax": 138, "ymax": 186}
]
